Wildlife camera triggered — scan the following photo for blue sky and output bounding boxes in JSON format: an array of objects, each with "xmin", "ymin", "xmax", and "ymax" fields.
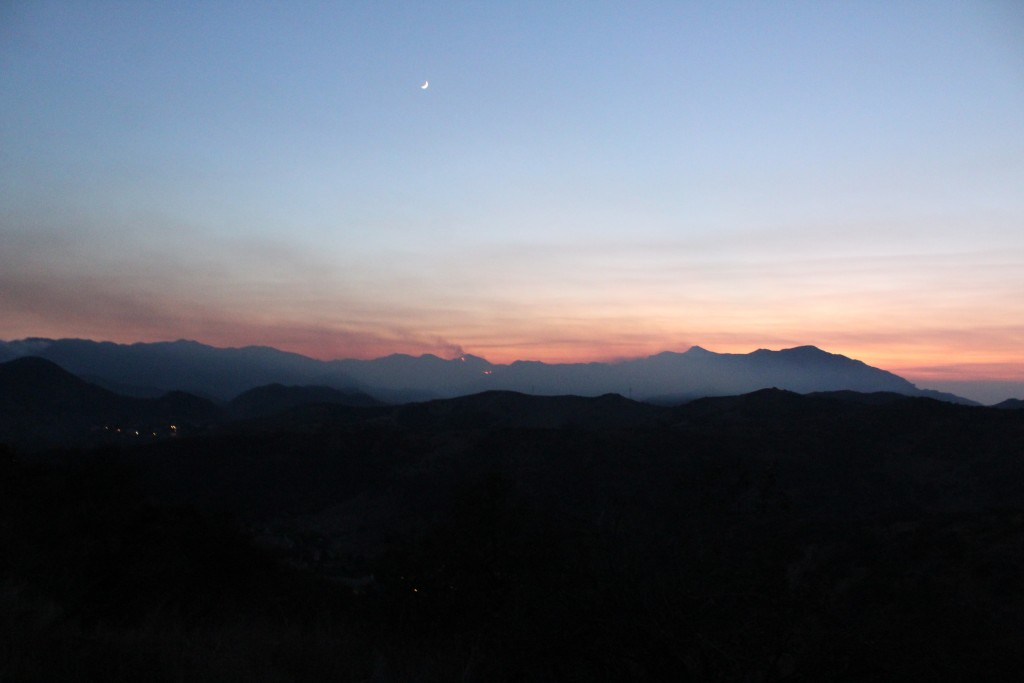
[{"xmin": 2, "ymin": 1, "xmax": 1023, "ymax": 402}]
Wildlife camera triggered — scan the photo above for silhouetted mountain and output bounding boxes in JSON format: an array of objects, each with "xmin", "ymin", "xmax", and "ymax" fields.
[
  {"xmin": 808, "ymin": 389, "xmax": 921, "ymax": 405},
  {"xmin": 0, "ymin": 338, "xmax": 362, "ymax": 400},
  {"xmin": 0, "ymin": 345, "xmax": 16, "ymax": 364},
  {"xmin": 4, "ymin": 381, "xmax": 1024, "ymax": 680},
  {"xmin": 0, "ymin": 338, "xmax": 976, "ymax": 405},
  {"xmin": 995, "ymin": 398, "xmax": 1024, "ymax": 409},
  {"xmin": 121, "ymin": 386, "xmax": 1021, "ymax": 530},
  {"xmin": 634, "ymin": 345, "xmax": 977, "ymax": 403},
  {"xmin": 391, "ymin": 390, "xmax": 666, "ymax": 430},
  {"xmin": 0, "ymin": 355, "xmax": 110, "ymax": 401},
  {"xmin": 227, "ymin": 383, "xmax": 383, "ymax": 420},
  {"xmin": 0, "ymin": 356, "xmax": 219, "ymax": 448},
  {"xmin": 332, "ymin": 352, "xmax": 495, "ymax": 402},
  {"xmin": 488, "ymin": 345, "xmax": 981, "ymax": 404}
]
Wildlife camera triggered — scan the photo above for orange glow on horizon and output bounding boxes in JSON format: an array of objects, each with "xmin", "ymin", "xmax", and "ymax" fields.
[
  {"xmin": 5, "ymin": 314, "xmax": 1022, "ymax": 384},
  {"xmin": 296, "ymin": 337, "xmax": 1024, "ymax": 384}
]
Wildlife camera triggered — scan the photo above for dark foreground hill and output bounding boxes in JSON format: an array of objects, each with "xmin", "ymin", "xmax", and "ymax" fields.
[
  {"xmin": 0, "ymin": 357, "xmax": 221, "ymax": 448},
  {"xmin": 996, "ymin": 398, "xmax": 1024, "ymax": 409},
  {"xmin": 0, "ymin": 357, "xmax": 392, "ymax": 450},
  {"xmin": 3, "ymin": 387, "xmax": 1024, "ymax": 682}
]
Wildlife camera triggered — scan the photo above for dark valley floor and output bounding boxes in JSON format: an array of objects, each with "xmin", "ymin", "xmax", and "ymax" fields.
[{"xmin": 3, "ymin": 381, "xmax": 1024, "ymax": 681}]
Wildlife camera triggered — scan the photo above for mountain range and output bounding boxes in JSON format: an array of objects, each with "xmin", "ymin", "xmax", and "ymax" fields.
[
  {"xmin": 0, "ymin": 337, "xmax": 977, "ymax": 405},
  {"xmin": 3, "ymin": 342, "xmax": 1024, "ymax": 679},
  {"xmin": 0, "ymin": 356, "xmax": 386, "ymax": 449}
]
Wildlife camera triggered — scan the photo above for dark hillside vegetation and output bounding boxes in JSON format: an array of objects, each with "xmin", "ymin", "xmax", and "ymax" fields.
[{"xmin": 3, "ymin": 390, "xmax": 1024, "ymax": 681}]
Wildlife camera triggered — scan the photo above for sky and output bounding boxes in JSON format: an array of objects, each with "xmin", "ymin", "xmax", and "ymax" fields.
[{"xmin": 2, "ymin": 1, "xmax": 1023, "ymax": 403}]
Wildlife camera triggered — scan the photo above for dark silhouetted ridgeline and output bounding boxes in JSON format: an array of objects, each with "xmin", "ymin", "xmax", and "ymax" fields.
[
  {"xmin": 3, "ymin": 360, "xmax": 1024, "ymax": 681},
  {"xmin": 226, "ymin": 382, "xmax": 384, "ymax": 420},
  {"xmin": 0, "ymin": 356, "xmax": 221, "ymax": 449},
  {"xmin": 995, "ymin": 398, "xmax": 1024, "ymax": 410},
  {"xmin": 0, "ymin": 337, "xmax": 983, "ymax": 404}
]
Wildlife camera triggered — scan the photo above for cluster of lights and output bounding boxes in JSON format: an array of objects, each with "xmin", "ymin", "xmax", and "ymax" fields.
[{"xmin": 101, "ymin": 424, "xmax": 179, "ymax": 437}]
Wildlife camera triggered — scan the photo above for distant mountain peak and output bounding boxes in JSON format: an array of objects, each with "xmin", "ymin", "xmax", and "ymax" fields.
[
  {"xmin": 0, "ymin": 355, "xmax": 86, "ymax": 386},
  {"xmin": 0, "ymin": 337, "xmax": 977, "ymax": 405},
  {"xmin": 994, "ymin": 398, "xmax": 1024, "ymax": 410},
  {"xmin": 778, "ymin": 345, "xmax": 830, "ymax": 357}
]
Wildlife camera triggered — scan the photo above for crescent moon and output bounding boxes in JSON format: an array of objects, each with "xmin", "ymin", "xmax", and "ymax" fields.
[{"xmin": 420, "ymin": 80, "xmax": 429, "ymax": 90}]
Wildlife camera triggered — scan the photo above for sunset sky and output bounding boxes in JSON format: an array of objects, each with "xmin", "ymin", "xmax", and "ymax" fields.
[{"xmin": 2, "ymin": 1, "xmax": 1023, "ymax": 402}]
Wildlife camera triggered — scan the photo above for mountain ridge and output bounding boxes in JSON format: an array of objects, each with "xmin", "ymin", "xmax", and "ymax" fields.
[
  {"xmin": 0, "ymin": 356, "xmax": 222, "ymax": 448},
  {"xmin": 5, "ymin": 358, "xmax": 1024, "ymax": 681},
  {"xmin": 0, "ymin": 337, "xmax": 983, "ymax": 405}
]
